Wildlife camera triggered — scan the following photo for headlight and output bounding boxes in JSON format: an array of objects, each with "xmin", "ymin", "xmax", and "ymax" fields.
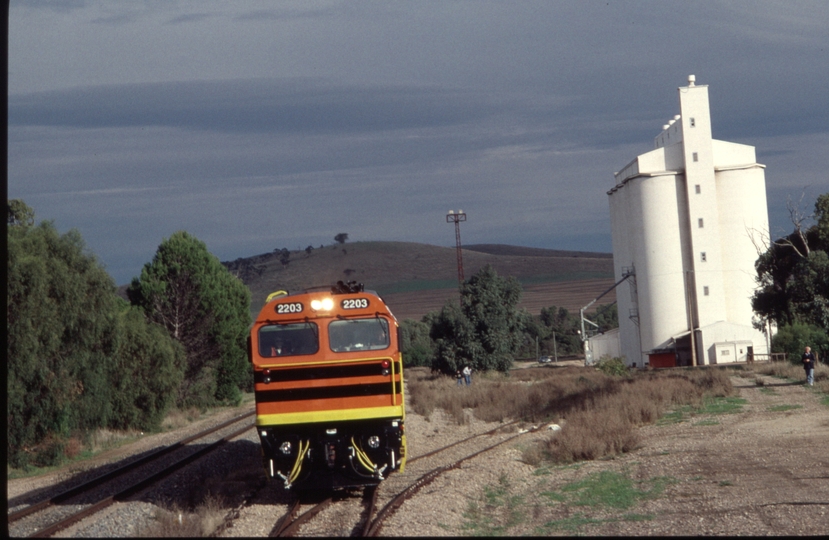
[
  {"xmin": 311, "ymin": 298, "xmax": 334, "ymax": 311},
  {"xmin": 367, "ymin": 435, "xmax": 380, "ymax": 449},
  {"xmin": 279, "ymin": 441, "xmax": 292, "ymax": 455}
]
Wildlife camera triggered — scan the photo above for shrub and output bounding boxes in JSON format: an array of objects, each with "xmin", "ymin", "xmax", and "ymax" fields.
[
  {"xmin": 7, "ymin": 203, "xmax": 187, "ymax": 468},
  {"xmin": 771, "ymin": 322, "xmax": 828, "ymax": 364},
  {"xmin": 596, "ymin": 357, "xmax": 629, "ymax": 377},
  {"xmin": 406, "ymin": 364, "xmax": 735, "ymax": 463}
]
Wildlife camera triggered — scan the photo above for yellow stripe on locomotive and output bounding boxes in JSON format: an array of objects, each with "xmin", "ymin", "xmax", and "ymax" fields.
[{"xmin": 249, "ymin": 281, "xmax": 407, "ymax": 490}]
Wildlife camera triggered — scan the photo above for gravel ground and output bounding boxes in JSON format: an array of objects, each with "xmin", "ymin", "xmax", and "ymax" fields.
[
  {"xmin": 8, "ymin": 370, "xmax": 829, "ymax": 536},
  {"xmin": 382, "ymin": 371, "xmax": 829, "ymax": 536},
  {"xmin": 7, "ymin": 406, "xmax": 257, "ymax": 538}
]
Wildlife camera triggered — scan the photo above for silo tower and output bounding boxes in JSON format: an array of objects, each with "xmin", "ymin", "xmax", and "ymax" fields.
[{"xmin": 607, "ymin": 76, "xmax": 770, "ymax": 368}]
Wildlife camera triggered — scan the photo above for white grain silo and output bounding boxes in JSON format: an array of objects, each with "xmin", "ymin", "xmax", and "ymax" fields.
[{"xmin": 607, "ymin": 76, "xmax": 770, "ymax": 368}]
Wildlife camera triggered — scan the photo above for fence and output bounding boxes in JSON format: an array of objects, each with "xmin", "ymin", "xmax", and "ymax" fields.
[{"xmin": 750, "ymin": 352, "xmax": 788, "ymax": 363}]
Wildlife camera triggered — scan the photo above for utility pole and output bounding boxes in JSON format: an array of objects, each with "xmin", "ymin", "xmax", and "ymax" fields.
[
  {"xmin": 446, "ymin": 210, "xmax": 467, "ymax": 296},
  {"xmin": 553, "ymin": 331, "xmax": 558, "ymax": 363}
]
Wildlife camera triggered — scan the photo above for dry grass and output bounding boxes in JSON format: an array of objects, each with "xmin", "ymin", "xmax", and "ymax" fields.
[
  {"xmin": 138, "ymin": 495, "xmax": 227, "ymax": 537},
  {"xmin": 406, "ymin": 365, "xmax": 735, "ymax": 464},
  {"xmin": 160, "ymin": 407, "xmax": 205, "ymax": 431},
  {"xmin": 750, "ymin": 360, "xmax": 829, "ymax": 393}
]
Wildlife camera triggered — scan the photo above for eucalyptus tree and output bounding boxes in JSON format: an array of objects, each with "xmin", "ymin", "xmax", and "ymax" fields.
[
  {"xmin": 8, "ymin": 201, "xmax": 182, "ymax": 467},
  {"xmin": 753, "ymin": 192, "xmax": 829, "ymax": 333},
  {"xmin": 430, "ymin": 265, "xmax": 527, "ymax": 373}
]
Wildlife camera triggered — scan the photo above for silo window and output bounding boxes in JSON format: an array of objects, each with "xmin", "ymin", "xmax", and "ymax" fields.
[
  {"xmin": 703, "ymin": 286, "xmax": 710, "ymax": 296},
  {"xmin": 690, "ymin": 117, "xmax": 696, "ymax": 127},
  {"xmin": 698, "ymin": 218, "xmax": 704, "ymax": 228},
  {"xmin": 700, "ymin": 252, "xmax": 707, "ymax": 262},
  {"xmin": 695, "ymin": 184, "xmax": 701, "ymax": 194},
  {"xmin": 692, "ymin": 152, "xmax": 699, "ymax": 162}
]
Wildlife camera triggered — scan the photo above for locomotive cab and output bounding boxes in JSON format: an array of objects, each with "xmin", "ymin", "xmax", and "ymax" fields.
[{"xmin": 250, "ymin": 281, "xmax": 406, "ymax": 490}]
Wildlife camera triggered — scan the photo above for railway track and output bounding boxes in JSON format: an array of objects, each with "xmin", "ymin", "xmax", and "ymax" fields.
[
  {"xmin": 7, "ymin": 411, "xmax": 254, "ymax": 537},
  {"xmin": 262, "ymin": 419, "xmax": 540, "ymax": 537},
  {"xmin": 366, "ymin": 422, "xmax": 542, "ymax": 536},
  {"xmin": 267, "ymin": 486, "xmax": 376, "ymax": 538}
]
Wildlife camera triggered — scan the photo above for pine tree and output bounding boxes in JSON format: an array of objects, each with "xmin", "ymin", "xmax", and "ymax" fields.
[{"xmin": 128, "ymin": 231, "xmax": 252, "ymax": 407}]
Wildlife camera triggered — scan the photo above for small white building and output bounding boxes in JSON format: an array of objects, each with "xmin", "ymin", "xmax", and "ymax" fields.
[
  {"xmin": 606, "ymin": 76, "xmax": 770, "ymax": 368},
  {"xmin": 588, "ymin": 328, "xmax": 621, "ymax": 362}
]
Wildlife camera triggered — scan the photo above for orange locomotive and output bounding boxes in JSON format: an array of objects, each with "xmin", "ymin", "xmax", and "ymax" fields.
[{"xmin": 249, "ymin": 281, "xmax": 406, "ymax": 490}]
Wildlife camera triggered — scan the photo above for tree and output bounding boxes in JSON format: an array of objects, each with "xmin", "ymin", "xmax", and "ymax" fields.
[
  {"xmin": 108, "ymin": 303, "xmax": 185, "ymax": 430},
  {"xmin": 8, "ymin": 199, "xmax": 35, "ymax": 227},
  {"xmin": 538, "ymin": 305, "xmax": 582, "ymax": 355},
  {"xmin": 771, "ymin": 322, "xmax": 829, "ymax": 364},
  {"xmin": 429, "ymin": 265, "xmax": 526, "ymax": 373},
  {"xmin": 753, "ymin": 192, "xmax": 829, "ymax": 330},
  {"xmin": 399, "ymin": 318, "xmax": 435, "ymax": 367},
  {"xmin": 335, "ymin": 233, "xmax": 349, "ymax": 244},
  {"xmin": 278, "ymin": 247, "xmax": 290, "ymax": 267},
  {"xmin": 128, "ymin": 231, "xmax": 252, "ymax": 407},
  {"xmin": 7, "ymin": 207, "xmax": 184, "ymax": 468},
  {"xmin": 428, "ymin": 302, "xmax": 482, "ymax": 374}
]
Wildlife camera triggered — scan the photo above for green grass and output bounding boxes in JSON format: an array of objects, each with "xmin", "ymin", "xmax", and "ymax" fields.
[
  {"xmin": 462, "ymin": 470, "xmax": 672, "ymax": 535},
  {"xmin": 767, "ymin": 404, "xmax": 803, "ymax": 412},
  {"xmin": 461, "ymin": 474, "xmax": 526, "ymax": 536},
  {"xmin": 698, "ymin": 396, "xmax": 747, "ymax": 414},
  {"xmin": 657, "ymin": 406, "xmax": 693, "ymax": 425},
  {"xmin": 555, "ymin": 471, "xmax": 676, "ymax": 509},
  {"xmin": 659, "ymin": 396, "xmax": 747, "ymax": 425}
]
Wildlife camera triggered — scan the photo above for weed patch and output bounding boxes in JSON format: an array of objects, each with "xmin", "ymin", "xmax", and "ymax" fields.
[
  {"xmin": 530, "ymin": 471, "xmax": 675, "ymax": 534},
  {"xmin": 767, "ymin": 404, "xmax": 803, "ymax": 412},
  {"xmin": 461, "ymin": 475, "xmax": 526, "ymax": 536},
  {"xmin": 553, "ymin": 471, "xmax": 675, "ymax": 510},
  {"xmin": 138, "ymin": 495, "xmax": 226, "ymax": 537},
  {"xmin": 698, "ymin": 396, "xmax": 746, "ymax": 415}
]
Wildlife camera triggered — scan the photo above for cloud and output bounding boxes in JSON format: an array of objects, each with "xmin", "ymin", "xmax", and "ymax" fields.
[{"xmin": 9, "ymin": 79, "xmax": 500, "ymax": 134}]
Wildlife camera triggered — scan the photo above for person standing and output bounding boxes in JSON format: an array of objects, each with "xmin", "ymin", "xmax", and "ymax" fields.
[
  {"xmin": 802, "ymin": 346, "xmax": 816, "ymax": 386},
  {"xmin": 456, "ymin": 369, "xmax": 464, "ymax": 387},
  {"xmin": 462, "ymin": 365, "xmax": 472, "ymax": 386}
]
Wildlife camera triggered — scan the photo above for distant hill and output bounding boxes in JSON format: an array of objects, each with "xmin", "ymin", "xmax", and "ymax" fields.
[
  {"xmin": 222, "ymin": 241, "xmax": 615, "ymax": 320},
  {"xmin": 464, "ymin": 244, "xmax": 613, "ymax": 259}
]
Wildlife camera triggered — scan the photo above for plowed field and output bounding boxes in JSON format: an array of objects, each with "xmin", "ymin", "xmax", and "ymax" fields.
[{"xmin": 381, "ymin": 278, "xmax": 616, "ymax": 321}]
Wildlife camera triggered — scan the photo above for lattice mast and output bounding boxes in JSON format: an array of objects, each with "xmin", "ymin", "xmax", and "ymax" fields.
[{"xmin": 446, "ymin": 210, "xmax": 467, "ymax": 293}]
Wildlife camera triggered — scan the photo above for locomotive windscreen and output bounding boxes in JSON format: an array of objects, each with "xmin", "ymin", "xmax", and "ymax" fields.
[
  {"xmin": 259, "ymin": 323, "xmax": 319, "ymax": 357},
  {"xmin": 328, "ymin": 318, "xmax": 390, "ymax": 352}
]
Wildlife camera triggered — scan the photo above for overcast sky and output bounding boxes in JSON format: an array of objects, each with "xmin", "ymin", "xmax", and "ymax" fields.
[{"xmin": 8, "ymin": 0, "xmax": 829, "ymax": 285}]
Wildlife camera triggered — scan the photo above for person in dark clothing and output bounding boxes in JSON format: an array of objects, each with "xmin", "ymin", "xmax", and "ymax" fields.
[{"xmin": 802, "ymin": 346, "xmax": 816, "ymax": 386}]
